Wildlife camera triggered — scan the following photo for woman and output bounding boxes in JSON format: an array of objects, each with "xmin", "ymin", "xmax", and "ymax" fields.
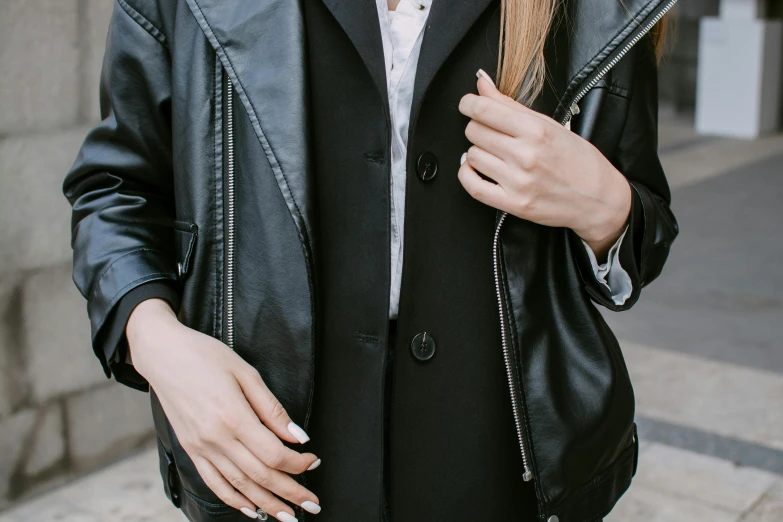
[{"xmin": 63, "ymin": 0, "xmax": 679, "ymax": 521}]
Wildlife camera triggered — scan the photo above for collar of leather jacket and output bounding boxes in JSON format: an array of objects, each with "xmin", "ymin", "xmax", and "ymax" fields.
[{"xmin": 183, "ymin": 0, "xmax": 674, "ymax": 262}]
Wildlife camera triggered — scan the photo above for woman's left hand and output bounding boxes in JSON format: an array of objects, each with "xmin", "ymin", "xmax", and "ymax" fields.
[{"xmin": 457, "ymin": 70, "xmax": 632, "ymax": 261}]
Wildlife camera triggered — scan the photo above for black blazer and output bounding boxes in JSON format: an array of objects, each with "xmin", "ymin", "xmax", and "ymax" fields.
[{"xmin": 63, "ymin": 0, "xmax": 679, "ymax": 521}]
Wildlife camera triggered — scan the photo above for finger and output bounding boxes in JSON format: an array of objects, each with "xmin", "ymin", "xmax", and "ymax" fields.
[
  {"xmin": 457, "ymin": 160, "xmax": 510, "ymax": 212},
  {"xmin": 464, "ymin": 119, "xmax": 518, "ymax": 159},
  {"xmin": 224, "ymin": 441, "xmax": 321, "ymax": 514},
  {"xmin": 459, "ymin": 93, "xmax": 524, "ymax": 137},
  {"xmin": 211, "ymin": 453, "xmax": 302, "ymax": 521},
  {"xmin": 235, "ymin": 366, "xmax": 309, "ymax": 445},
  {"xmin": 192, "ymin": 456, "xmax": 260, "ymax": 519},
  {"xmin": 464, "ymin": 145, "xmax": 507, "ymax": 184},
  {"xmin": 475, "ymin": 69, "xmax": 563, "ymax": 129},
  {"xmin": 234, "ymin": 416, "xmax": 319, "ymax": 475}
]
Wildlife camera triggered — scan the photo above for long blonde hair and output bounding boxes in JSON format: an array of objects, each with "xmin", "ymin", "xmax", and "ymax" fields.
[{"xmin": 496, "ymin": 0, "xmax": 670, "ymax": 104}]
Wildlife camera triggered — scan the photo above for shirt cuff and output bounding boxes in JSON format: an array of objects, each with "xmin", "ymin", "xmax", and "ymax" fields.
[{"xmin": 581, "ymin": 225, "xmax": 632, "ymax": 306}]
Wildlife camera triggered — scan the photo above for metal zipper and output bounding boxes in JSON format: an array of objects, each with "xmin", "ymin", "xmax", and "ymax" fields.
[
  {"xmin": 225, "ymin": 76, "xmax": 236, "ymax": 349},
  {"xmin": 492, "ymin": 0, "xmax": 677, "ymax": 484},
  {"xmin": 561, "ymin": 0, "xmax": 677, "ymax": 126}
]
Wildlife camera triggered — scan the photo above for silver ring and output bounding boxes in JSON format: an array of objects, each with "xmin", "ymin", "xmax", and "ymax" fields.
[{"xmin": 256, "ymin": 508, "xmax": 269, "ymax": 520}]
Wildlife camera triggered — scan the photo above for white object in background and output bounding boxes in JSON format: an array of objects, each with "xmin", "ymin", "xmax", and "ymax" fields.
[
  {"xmin": 695, "ymin": 1, "xmax": 782, "ymax": 138},
  {"xmin": 719, "ymin": 0, "xmax": 765, "ymax": 20}
]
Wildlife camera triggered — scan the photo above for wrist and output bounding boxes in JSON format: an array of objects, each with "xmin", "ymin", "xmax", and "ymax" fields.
[
  {"xmin": 126, "ymin": 298, "xmax": 180, "ymax": 372},
  {"xmin": 575, "ymin": 167, "xmax": 632, "ymax": 260}
]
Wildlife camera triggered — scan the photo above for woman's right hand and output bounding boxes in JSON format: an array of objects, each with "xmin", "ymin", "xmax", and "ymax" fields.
[{"xmin": 126, "ymin": 298, "xmax": 321, "ymax": 521}]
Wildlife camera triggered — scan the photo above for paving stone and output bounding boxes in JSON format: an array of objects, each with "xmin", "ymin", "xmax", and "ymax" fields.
[
  {"xmin": 634, "ymin": 443, "xmax": 778, "ymax": 513},
  {"xmin": 0, "ymin": 409, "xmax": 36, "ymax": 500},
  {"xmin": 0, "ymin": 498, "xmax": 103, "ymax": 522},
  {"xmin": 740, "ymin": 480, "xmax": 783, "ymax": 522},
  {"xmin": 0, "ymin": 0, "xmax": 80, "ymax": 134},
  {"xmin": 66, "ymin": 383, "xmax": 154, "ymax": 470},
  {"xmin": 607, "ymin": 483, "xmax": 740, "ymax": 522},
  {"xmin": 81, "ymin": 0, "xmax": 117, "ymax": 124},
  {"xmin": 623, "ymin": 341, "xmax": 783, "ymax": 452},
  {"xmin": 23, "ymin": 403, "xmax": 65, "ymax": 476},
  {"xmin": 49, "ymin": 448, "xmax": 176, "ymax": 521},
  {"xmin": 0, "ymin": 128, "xmax": 92, "ymax": 274},
  {"xmin": 22, "ymin": 263, "xmax": 103, "ymax": 402}
]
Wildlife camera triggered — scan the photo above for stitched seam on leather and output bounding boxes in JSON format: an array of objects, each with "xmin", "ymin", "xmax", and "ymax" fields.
[
  {"xmin": 185, "ymin": 0, "xmax": 320, "ymax": 433},
  {"xmin": 498, "ymin": 234, "xmax": 547, "ymax": 508},
  {"xmin": 88, "ymin": 248, "xmax": 168, "ymax": 302},
  {"xmin": 557, "ymin": 0, "xmax": 660, "ymax": 114},
  {"xmin": 184, "ymin": 1, "xmax": 312, "ymax": 253},
  {"xmin": 91, "ymin": 273, "xmax": 177, "ymax": 343},
  {"xmin": 116, "ymin": 0, "xmax": 168, "ymax": 47}
]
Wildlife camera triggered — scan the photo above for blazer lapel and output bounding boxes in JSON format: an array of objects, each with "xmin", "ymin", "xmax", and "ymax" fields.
[
  {"xmin": 409, "ymin": 0, "xmax": 496, "ymax": 131},
  {"xmin": 320, "ymin": 0, "xmax": 389, "ymax": 108},
  {"xmin": 183, "ymin": 0, "xmax": 316, "ymax": 259}
]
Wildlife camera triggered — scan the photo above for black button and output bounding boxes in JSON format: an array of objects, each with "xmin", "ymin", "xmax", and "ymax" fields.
[
  {"xmin": 416, "ymin": 152, "xmax": 438, "ymax": 181},
  {"xmin": 410, "ymin": 332, "xmax": 436, "ymax": 361}
]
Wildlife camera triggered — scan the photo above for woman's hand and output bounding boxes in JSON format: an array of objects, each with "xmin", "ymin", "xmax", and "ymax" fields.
[
  {"xmin": 457, "ymin": 70, "xmax": 632, "ymax": 262},
  {"xmin": 126, "ymin": 298, "xmax": 322, "ymax": 521}
]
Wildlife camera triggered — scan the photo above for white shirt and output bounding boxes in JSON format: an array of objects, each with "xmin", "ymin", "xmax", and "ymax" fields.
[{"xmin": 380, "ymin": 0, "xmax": 631, "ymax": 319}]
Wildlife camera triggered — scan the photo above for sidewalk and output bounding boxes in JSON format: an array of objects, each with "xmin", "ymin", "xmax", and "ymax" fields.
[{"xmin": 1, "ymin": 108, "xmax": 782, "ymax": 522}]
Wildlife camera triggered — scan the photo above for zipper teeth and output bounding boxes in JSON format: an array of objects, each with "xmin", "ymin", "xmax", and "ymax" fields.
[
  {"xmin": 560, "ymin": 0, "xmax": 677, "ymax": 125},
  {"xmin": 494, "ymin": 0, "xmax": 677, "ymax": 484},
  {"xmin": 492, "ymin": 211, "xmax": 534, "ymax": 481},
  {"xmin": 226, "ymin": 78, "xmax": 236, "ymax": 349}
]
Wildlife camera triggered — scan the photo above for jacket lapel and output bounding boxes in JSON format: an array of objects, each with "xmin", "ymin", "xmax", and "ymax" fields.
[
  {"xmin": 409, "ymin": 0, "xmax": 496, "ymax": 130},
  {"xmin": 320, "ymin": 0, "xmax": 389, "ymax": 108},
  {"xmin": 183, "ymin": 0, "xmax": 316, "ymax": 259}
]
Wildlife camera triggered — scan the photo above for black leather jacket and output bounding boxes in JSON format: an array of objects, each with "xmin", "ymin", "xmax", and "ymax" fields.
[{"xmin": 64, "ymin": 0, "xmax": 679, "ymax": 520}]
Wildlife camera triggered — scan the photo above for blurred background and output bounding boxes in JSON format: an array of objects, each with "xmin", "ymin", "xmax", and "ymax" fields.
[{"xmin": 0, "ymin": 0, "xmax": 781, "ymax": 521}]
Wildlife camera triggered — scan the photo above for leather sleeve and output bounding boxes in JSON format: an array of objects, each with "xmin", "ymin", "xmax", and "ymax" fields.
[
  {"xmin": 62, "ymin": 2, "xmax": 180, "ymax": 383},
  {"xmin": 569, "ymin": 32, "xmax": 679, "ymax": 312}
]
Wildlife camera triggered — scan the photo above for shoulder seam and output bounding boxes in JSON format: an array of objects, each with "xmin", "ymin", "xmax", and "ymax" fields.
[{"xmin": 116, "ymin": 0, "xmax": 168, "ymax": 47}]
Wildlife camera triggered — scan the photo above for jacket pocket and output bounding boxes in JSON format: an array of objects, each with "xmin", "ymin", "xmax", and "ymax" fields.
[
  {"xmin": 174, "ymin": 220, "xmax": 198, "ymax": 280},
  {"xmin": 156, "ymin": 436, "xmax": 242, "ymax": 521}
]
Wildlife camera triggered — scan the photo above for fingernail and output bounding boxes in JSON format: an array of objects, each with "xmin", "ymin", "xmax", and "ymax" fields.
[
  {"xmin": 476, "ymin": 68, "xmax": 495, "ymax": 86},
  {"xmin": 307, "ymin": 458, "xmax": 321, "ymax": 471},
  {"xmin": 287, "ymin": 421, "xmax": 310, "ymax": 443},
  {"xmin": 276, "ymin": 512, "xmax": 298, "ymax": 522},
  {"xmin": 301, "ymin": 501, "xmax": 321, "ymax": 514},
  {"xmin": 240, "ymin": 507, "xmax": 259, "ymax": 519},
  {"xmin": 460, "ymin": 152, "xmax": 467, "ymax": 165}
]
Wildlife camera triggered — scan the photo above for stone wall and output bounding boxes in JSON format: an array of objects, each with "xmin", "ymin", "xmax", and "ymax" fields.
[{"xmin": 0, "ymin": 0, "xmax": 155, "ymax": 509}]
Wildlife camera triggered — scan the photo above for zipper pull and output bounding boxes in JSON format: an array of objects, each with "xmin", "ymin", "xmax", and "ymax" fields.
[
  {"xmin": 523, "ymin": 469, "xmax": 533, "ymax": 482},
  {"xmin": 570, "ymin": 102, "xmax": 580, "ymax": 116}
]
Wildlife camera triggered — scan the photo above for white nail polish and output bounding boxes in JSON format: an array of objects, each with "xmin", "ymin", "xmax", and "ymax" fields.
[
  {"xmin": 276, "ymin": 511, "xmax": 298, "ymax": 522},
  {"xmin": 460, "ymin": 152, "xmax": 467, "ymax": 166},
  {"xmin": 307, "ymin": 458, "xmax": 321, "ymax": 470},
  {"xmin": 240, "ymin": 507, "xmax": 259, "ymax": 519},
  {"xmin": 287, "ymin": 421, "xmax": 310, "ymax": 443},
  {"xmin": 301, "ymin": 501, "xmax": 321, "ymax": 514},
  {"xmin": 476, "ymin": 68, "xmax": 495, "ymax": 86}
]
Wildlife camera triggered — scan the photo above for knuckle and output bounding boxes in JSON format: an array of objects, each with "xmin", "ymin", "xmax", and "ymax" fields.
[
  {"xmin": 250, "ymin": 468, "xmax": 271, "ymax": 487},
  {"xmin": 474, "ymin": 97, "xmax": 491, "ymax": 118},
  {"xmin": 264, "ymin": 448, "xmax": 287, "ymax": 470},
  {"xmin": 269, "ymin": 399, "xmax": 288, "ymax": 421},
  {"xmin": 515, "ymin": 193, "xmax": 535, "ymax": 214},
  {"xmin": 468, "ymin": 183, "xmax": 484, "ymax": 200},
  {"xmin": 531, "ymin": 123, "xmax": 550, "ymax": 143},
  {"xmin": 217, "ymin": 410, "xmax": 242, "ymax": 433},
  {"xmin": 516, "ymin": 149, "xmax": 538, "ymax": 171},
  {"xmin": 229, "ymin": 476, "xmax": 247, "ymax": 491}
]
